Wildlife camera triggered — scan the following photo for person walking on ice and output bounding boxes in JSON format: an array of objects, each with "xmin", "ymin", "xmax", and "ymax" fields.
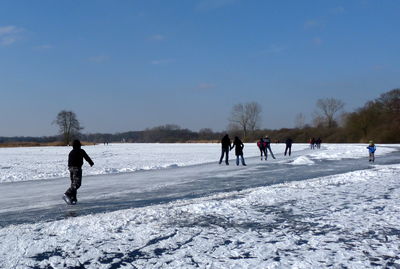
[
  {"xmin": 63, "ymin": 140, "xmax": 94, "ymax": 205},
  {"xmin": 257, "ymin": 137, "xmax": 267, "ymax": 160},
  {"xmin": 366, "ymin": 141, "xmax": 376, "ymax": 162},
  {"xmin": 284, "ymin": 137, "xmax": 293, "ymax": 156},
  {"xmin": 264, "ymin": 135, "xmax": 276, "ymax": 160},
  {"xmin": 219, "ymin": 134, "xmax": 231, "ymax": 165},
  {"xmin": 231, "ymin": 136, "xmax": 246, "ymax": 166}
]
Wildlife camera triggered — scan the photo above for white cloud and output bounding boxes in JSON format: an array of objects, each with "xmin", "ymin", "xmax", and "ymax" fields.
[
  {"xmin": 0, "ymin": 25, "xmax": 23, "ymax": 46},
  {"xmin": 150, "ymin": 59, "xmax": 175, "ymax": 65},
  {"xmin": 196, "ymin": 0, "xmax": 239, "ymax": 11},
  {"xmin": 34, "ymin": 44, "xmax": 53, "ymax": 50},
  {"xmin": 197, "ymin": 83, "xmax": 216, "ymax": 90},
  {"xmin": 304, "ymin": 19, "xmax": 324, "ymax": 30},
  {"xmin": 262, "ymin": 44, "xmax": 286, "ymax": 54},
  {"xmin": 331, "ymin": 6, "xmax": 345, "ymax": 14},
  {"xmin": 87, "ymin": 55, "xmax": 109, "ymax": 63},
  {"xmin": 149, "ymin": 34, "xmax": 165, "ymax": 41},
  {"xmin": 312, "ymin": 37, "xmax": 323, "ymax": 46},
  {"xmin": 373, "ymin": 65, "xmax": 384, "ymax": 71}
]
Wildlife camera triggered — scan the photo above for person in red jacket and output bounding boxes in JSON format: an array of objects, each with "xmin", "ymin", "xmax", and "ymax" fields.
[
  {"xmin": 63, "ymin": 140, "xmax": 94, "ymax": 205},
  {"xmin": 257, "ymin": 137, "xmax": 267, "ymax": 160}
]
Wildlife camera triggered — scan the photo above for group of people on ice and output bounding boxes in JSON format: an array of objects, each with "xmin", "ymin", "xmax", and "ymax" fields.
[
  {"xmin": 218, "ymin": 134, "xmax": 377, "ymax": 166},
  {"xmin": 309, "ymin": 137, "xmax": 322, "ymax": 149},
  {"xmin": 219, "ymin": 134, "xmax": 295, "ymax": 166},
  {"xmin": 219, "ymin": 135, "xmax": 247, "ymax": 166}
]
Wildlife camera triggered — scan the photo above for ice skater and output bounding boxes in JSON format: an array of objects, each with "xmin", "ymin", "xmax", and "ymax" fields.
[
  {"xmin": 366, "ymin": 141, "xmax": 376, "ymax": 162},
  {"xmin": 316, "ymin": 137, "xmax": 322, "ymax": 149},
  {"xmin": 231, "ymin": 136, "xmax": 246, "ymax": 166},
  {"xmin": 264, "ymin": 135, "xmax": 276, "ymax": 160},
  {"xmin": 63, "ymin": 140, "xmax": 94, "ymax": 205},
  {"xmin": 309, "ymin": 137, "xmax": 316, "ymax": 149},
  {"xmin": 257, "ymin": 137, "xmax": 267, "ymax": 160},
  {"xmin": 219, "ymin": 134, "xmax": 231, "ymax": 165},
  {"xmin": 284, "ymin": 138, "xmax": 293, "ymax": 156}
]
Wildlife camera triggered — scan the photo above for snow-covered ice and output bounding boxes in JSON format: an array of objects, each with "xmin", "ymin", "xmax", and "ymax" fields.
[
  {"xmin": 0, "ymin": 143, "xmax": 399, "ymax": 268},
  {"xmin": 0, "ymin": 143, "xmax": 395, "ymax": 183},
  {"xmin": 0, "ymin": 143, "xmax": 277, "ymax": 183}
]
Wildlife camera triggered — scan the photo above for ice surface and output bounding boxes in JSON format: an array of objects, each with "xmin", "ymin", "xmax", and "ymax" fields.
[
  {"xmin": 0, "ymin": 143, "xmax": 399, "ymax": 268},
  {"xmin": 1, "ymin": 162, "xmax": 400, "ymax": 268},
  {"xmin": 0, "ymin": 143, "xmax": 276, "ymax": 183},
  {"xmin": 0, "ymin": 143, "xmax": 396, "ymax": 183}
]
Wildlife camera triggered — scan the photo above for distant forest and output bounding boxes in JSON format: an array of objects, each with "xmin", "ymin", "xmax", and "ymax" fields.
[{"xmin": 1, "ymin": 89, "xmax": 399, "ymax": 145}]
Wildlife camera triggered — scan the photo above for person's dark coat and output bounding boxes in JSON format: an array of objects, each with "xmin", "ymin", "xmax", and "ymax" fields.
[
  {"xmin": 232, "ymin": 137, "xmax": 244, "ymax": 156},
  {"xmin": 221, "ymin": 134, "xmax": 231, "ymax": 149},
  {"xmin": 68, "ymin": 140, "xmax": 94, "ymax": 168},
  {"xmin": 285, "ymin": 138, "xmax": 293, "ymax": 146}
]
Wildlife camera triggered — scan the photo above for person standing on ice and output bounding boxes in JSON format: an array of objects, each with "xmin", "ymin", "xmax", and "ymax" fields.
[
  {"xmin": 231, "ymin": 136, "xmax": 246, "ymax": 166},
  {"xmin": 366, "ymin": 141, "xmax": 376, "ymax": 162},
  {"xmin": 309, "ymin": 137, "xmax": 316, "ymax": 149},
  {"xmin": 63, "ymin": 139, "xmax": 94, "ymax": 205},
  {"xmin": 263, "ymin": 135, "xmax": 276, "ymax": 160},
  {"xmin": 284, "ymin": 138, "xmax": 293, "ymax": 156},
  {"xmin": 257, "ymin": 137, "xmax": 267, "ymax": 160},
  {"xmin": 316, "ymin": 137, "xmax": 322, "ymax": 149},
  {"xmin": 219, "ymin": 134, "xmax": 232, "ymax": 165}
]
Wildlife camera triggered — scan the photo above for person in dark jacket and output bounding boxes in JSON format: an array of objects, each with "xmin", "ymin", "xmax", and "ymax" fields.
[
  {"xmin": 263, "ymin": 135, "xmax": 276, "ymax": 160},
  {"xmin": 231, "ymin": 136, "xmax": 246, "ymax": 166},
  {"xmin": 219, "ymin": 134, "xmax": 231, "ymax": 165},
  {"xmin": 64, "ymin": 140, "xmax": 94, "ymax": 204},
  {"xmin": 257, "ymin": 137, "xmax": 267, "ymax": 160},
  {"xmin": 284, "ymin": 138, "xmax": 293, "ymax": 156},
  {"xmin": 316, "ymin": 137, "xmax": 322, "ymax": 149},
  {"xmin": 309, "ymin": 137, "xmax": 316, "ymax": 149}
]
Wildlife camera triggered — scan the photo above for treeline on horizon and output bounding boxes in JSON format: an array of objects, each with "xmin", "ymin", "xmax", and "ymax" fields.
[{"xmin": 1, "ymin": 88, "xmax": 399, "ymax": 145}]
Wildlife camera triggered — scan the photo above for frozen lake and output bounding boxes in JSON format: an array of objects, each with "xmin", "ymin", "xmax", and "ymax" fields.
[{"xmin": 1, "ymin": 143, "xmax": 400, "ymax": 268}]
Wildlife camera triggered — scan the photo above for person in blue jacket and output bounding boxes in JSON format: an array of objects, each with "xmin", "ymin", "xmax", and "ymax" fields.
[{"xmin": 366, "ymin": 141, "xmax": 376, "ymax": 162}]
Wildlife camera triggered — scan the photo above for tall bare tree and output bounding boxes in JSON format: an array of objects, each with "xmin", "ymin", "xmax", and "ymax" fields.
[
  {"xmin": 229, "ymin": 102, "xmax": 262, "ymax": 138},
  {"xmin": 294, "ymin": 113, "xmax": 306, "ymax": 128},
  {"xmin": 54, "ymin": 110, "xmax": 83, "ymax": 145},
  {"xmin": 315, "ymin": 98, "xmax": 345, "ymax": 128}
]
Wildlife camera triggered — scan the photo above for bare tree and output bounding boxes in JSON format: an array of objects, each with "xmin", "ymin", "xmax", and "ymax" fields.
[
  {"xmin": 54, "ymin": 110, "xmax": 83, "ymax": 145},
  {"xmin": 294, "ymin": 113, "xmax": 306, "ymax": 128},
  {"xmin": 315, "ymin": 98, "xmax": 345, "ymax": 128},
  {"xmin": 229, "ymin": 102, "xmax": 262, "ymax": 138}
]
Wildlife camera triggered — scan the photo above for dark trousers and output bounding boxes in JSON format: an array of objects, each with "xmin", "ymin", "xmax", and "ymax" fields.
[
  {"xmin": 236, "ymin": 155, "xmax": 246, "ymax": 165},
  {"xmin": 65, "ymin": 167, "xmax": 82, "ymax": 201},
  {"xmin": 219, "ymin": 147, "xmax": 230, "ymax": 164},
  {"xmin": 266, "ymin": 146, "xmax": 276, "ymax": 159},
  {"xmin": 284, "ymin": 145, "xmax": 292, "ymax": 156},
  {"xmin": 259, "ymin": 148, "xmax": 267, "ymax": 159}
]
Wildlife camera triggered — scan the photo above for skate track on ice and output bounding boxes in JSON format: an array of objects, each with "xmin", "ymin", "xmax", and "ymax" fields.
[{"xmin": 1, "ymin": 146, "xmax": 399, "ymax": 228}]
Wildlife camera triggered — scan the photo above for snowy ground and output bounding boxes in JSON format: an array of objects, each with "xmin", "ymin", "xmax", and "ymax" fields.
[
  {"xmin": 0, "ymin": 143, "xmax": 266, "ymax": 183},
  {"xmin": 0, "ymin": 143, "xmax": 393, "ymax": 183},
  {"xmin": 0, "ymin": 143, "xmax": 400, "ymax": 268}
]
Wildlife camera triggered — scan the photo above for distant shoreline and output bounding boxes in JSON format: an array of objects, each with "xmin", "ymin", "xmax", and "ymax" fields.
[{"xmin": 0, "ymin": 140, "xmax": 221, "ymax": 148}]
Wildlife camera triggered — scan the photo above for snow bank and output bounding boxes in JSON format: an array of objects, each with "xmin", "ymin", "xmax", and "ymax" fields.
[{"xmin": 291, "ymin": 156, "xmax": 315, "ymax": 165}]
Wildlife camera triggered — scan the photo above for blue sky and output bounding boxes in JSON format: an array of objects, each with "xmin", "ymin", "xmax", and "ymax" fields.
[{"xmin": 0, "ymin": 0, "xmax": 399, "ymax": 136}]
